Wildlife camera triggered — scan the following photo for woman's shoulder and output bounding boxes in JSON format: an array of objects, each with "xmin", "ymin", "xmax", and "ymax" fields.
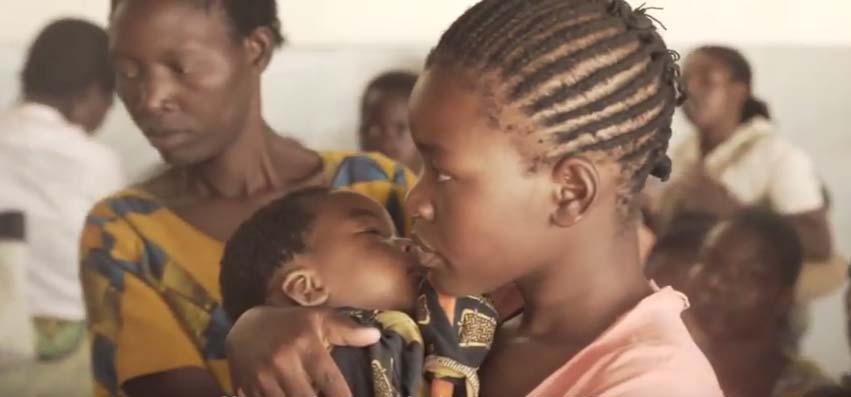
[
  {"xmin": 87, "ymin": 186, "xmax": 162, "ymax": 222},
  {"xmin": 321, "ymin": 150, "xmax": 413, "ymax": 189},
  {"xmin": 88, "ymin": 186, "xmax": 162, "ymax": 219}
]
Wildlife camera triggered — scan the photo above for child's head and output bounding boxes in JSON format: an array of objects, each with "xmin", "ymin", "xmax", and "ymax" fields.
[
  {"xmin": 404, "ymin": 0, "xmax": 681, "ymax": 296},
  {"xmin": 220, "ymin": 188, "xmax": 420, "ymax": 321},
  {"xmin": 682, "ymin": 46, "xmax": 770, "ymax": 133},
  {"xmin": 686, "ymin": 209, "xmax": 802, "ymax": 339},
  {"xmin": 359, "ymin": 70, "xmax": 421, "ymax": 171},
  {"xmin": 645, "ymin": 212, "xmax": 719, "ymax": 287}
]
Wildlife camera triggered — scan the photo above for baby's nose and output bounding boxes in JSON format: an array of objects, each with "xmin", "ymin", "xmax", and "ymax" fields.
[{"xmin": 390, "ymin": 237, "xmax": 415, "ymax": 253}]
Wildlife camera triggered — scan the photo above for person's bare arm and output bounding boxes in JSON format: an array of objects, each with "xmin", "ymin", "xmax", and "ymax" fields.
[
  {"xmin": 785, "ymin": 209, "xmax": 832, "ymax": 262},
  {"xmin": 123, "ymin": 367, "xmax": 223, "ymax": 397},
  {"xmin": 226, "ymin": 306, "xmax": 381, "ymax": 397}
]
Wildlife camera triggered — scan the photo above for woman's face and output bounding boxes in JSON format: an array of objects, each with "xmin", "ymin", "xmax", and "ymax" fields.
[
  {"xmin": 405, "ymin": 67, "xmax": 561, "ymax": 297},
  {"xmin": 110, "ymin": 0, "xmax": 260, "ymax": 166},
  {"xmin": 681, "ymin": 51, "xmax": 747, "ymax": 133}
]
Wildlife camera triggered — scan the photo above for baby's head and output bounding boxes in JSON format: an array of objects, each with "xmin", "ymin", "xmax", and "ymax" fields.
[{"xmin": 220, "ymin": 188, "xmax": 420, "ymax": 322}]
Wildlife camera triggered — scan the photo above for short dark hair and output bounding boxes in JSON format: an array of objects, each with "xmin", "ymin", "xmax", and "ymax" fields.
[
  {"xmin": 425, "ymin": 0, "xmax": 683, "ymax": 213},
  {"xmin": 725, "ymin": 208, "xmax": 803, "ymax": 287},
  {"xmin": 21, "ymin": 18, "xmax": 114, "ymax": 98},
  {"xmin": 646, "ymin": 212, "xmax": 719, "ymax": 275},
  {"xmin": 219, "ymin": 187, "xmax": 330, "ymax": 321},
  {"xmin": 694, "ymin": 45, "xmax": 771, "ymax": 123},
  {"xmin": 360, "ymin": 70, "xmax": 419, "ymax": 115},
  {"xmin": 111, "ymin": 0, "xmax": 285, "ymax": 48}
]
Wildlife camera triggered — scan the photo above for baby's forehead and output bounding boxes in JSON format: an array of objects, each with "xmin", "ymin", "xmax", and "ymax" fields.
[{"xmin": 318, "ymin": 190, "xmax": 392, "ymax": 222}]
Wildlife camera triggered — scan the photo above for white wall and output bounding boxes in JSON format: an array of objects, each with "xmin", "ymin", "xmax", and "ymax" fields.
[{"xmin": 3, "ymin": 0, "xmax": 851, "ymax": 47}]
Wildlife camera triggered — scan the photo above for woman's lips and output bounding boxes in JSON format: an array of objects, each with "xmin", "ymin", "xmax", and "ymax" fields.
[{"xmin": 145, "ymin": 130, "xmax": 190, "ymax": 151}]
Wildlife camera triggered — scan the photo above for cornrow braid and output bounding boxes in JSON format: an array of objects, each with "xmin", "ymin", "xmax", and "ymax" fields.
[{"xmin": 426, "ymin": 0, "xmax": 683, "ymax": 213}]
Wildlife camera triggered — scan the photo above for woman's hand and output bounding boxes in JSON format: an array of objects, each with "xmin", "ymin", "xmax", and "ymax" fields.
[{"xmin": 226, "ymin": 306, "xmax": 381, "ymax": 397}]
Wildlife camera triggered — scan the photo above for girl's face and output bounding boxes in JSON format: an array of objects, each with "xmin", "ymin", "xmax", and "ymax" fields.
[
  {"xmin": 682, "ymin": 51, "xmax": 747, "ymax": 132},
  {"xmin": 405, "ymin": 67, "xmax": 564, "ymax": 297}
]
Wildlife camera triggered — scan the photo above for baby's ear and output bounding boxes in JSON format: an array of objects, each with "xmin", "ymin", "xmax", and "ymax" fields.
[{"xmin": 280, "ymin": 266, "xmax": 329, "ymax": 307}]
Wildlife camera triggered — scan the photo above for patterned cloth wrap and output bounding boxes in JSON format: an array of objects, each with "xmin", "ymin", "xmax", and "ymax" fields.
[{"xmin": 334, "ymin": 281, "xmax": 498, "ymax": 397}]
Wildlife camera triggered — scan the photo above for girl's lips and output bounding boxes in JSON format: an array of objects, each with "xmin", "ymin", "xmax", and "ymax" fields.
[{"xmin": 411, "ymin": 233, "xmax": 444, "ymax": 269}]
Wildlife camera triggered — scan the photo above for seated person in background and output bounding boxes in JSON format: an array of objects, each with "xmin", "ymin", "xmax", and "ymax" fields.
[
  {"xmin": 358, "ymin": 71, "xmax": 422, "ymax": 171},
  {"xmin": 220, "ymin": 187, "xmax": 496, "ymax": 397},
  {"xmin": 645, "ymin": 212, "xmax": 718, "ymax": 287},
  {"xmin": 663, "ymin": 209, "xmax": 834, "ymax": 397},
  {"xmin": 0, "ymin": 18, "xmax": 122, "ymax": 396}
]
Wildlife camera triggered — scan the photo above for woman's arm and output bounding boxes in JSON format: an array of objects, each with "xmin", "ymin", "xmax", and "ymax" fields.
[
  {"xmin": 785, "ymin": 209, "xmax": 832, "ymax": 262},
  {"xmin": 123, "ymin": 368, "xmax": 223, "ymax": 397},
  {"xmin": 226, "ymin": 306, "xmax": 380, "ymax": 397}
]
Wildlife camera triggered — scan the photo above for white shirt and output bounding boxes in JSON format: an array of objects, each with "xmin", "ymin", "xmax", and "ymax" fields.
[
  {"xmin": 0, "ymin": 103, "xmax": 124, "ymax": 320},
  {"xmin": 669, "ymin": 117, "xmax": 824, "ymax": 215}
]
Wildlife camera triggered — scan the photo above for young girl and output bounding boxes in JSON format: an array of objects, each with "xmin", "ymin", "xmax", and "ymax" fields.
[{"xmin": 227, "ymin": 1, "xmax": 722, "ymax": 396}]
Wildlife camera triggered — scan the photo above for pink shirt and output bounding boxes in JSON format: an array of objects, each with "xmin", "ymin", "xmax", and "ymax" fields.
[{"xmin": 528, "ymin": 286, "xmax": 723, "ymax": 397}]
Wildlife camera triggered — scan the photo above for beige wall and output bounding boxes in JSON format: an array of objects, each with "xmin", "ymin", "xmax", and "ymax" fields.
[{"xmin": 3, "ymin": 0, "xmax": 851, "ymax": 47}]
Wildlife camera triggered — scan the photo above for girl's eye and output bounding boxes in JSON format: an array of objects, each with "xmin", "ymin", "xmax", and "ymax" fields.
[{"xmin": 436, "ymin": 172, "xmax": 453, "ymax": 183}]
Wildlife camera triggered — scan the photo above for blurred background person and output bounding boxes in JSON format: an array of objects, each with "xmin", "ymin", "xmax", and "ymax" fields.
[
  {"xmin": 659, "ymin": 46, "xmax": 833, "ymax": 263},
  {"xmin": 650, "ymin": 209, "xmax": 835, "ymax": 397},
  {"xmin": 0, "ymin": 18, "xmax": 122, "ymax": 395},
  {"xmin": 358, "ymin": 70, "xmax": 421, "ymax": 171},
  {"xmin": 652, "ymin": 45, "xmax": 846, "ymax": 350}
]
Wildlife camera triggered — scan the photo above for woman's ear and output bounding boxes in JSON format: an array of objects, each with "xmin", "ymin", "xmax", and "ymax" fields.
[
  {"xmin": 550, "ymin": 157, "xmax": 599, "ymax": 228},
  {"xmin": 280, "ymin": 267, "xmax": 329, "ymax": 307},
  {"xmin": 243, "ymin": 26, "xmax": 275, "ymax": 71}
]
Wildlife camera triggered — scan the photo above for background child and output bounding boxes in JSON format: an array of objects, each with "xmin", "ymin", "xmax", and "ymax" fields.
[
  {"xmin": 220, "ymin": 187, "xmax": 496, "ymax": 397},
  {"xmin": 359, "ymin": 71, "xmax": 422, "ymax": 171},
  {"xmin": 668, "ymin": 209, "xmax": 834, "ymax": 397}
]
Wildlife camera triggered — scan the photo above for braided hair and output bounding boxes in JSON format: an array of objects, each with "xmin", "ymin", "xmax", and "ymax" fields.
[{"xmin": 426, "ymin": 0, "xmax": 683, "ymax": 212}]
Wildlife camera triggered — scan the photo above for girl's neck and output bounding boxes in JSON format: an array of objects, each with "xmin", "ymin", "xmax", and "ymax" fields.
[{"xmin": 516, "ymin": 221, "xmax": 652, "ymax": 346}]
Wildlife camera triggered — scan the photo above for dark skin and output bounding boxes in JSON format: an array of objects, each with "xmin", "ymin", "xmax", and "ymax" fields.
[
  {"xmin": 359, "ymin": 91, "xmax": 422, "ymax": 171},
  {"xmin": 266, "ymin": 191, "xmax": 420, "ymax": 313},
  {"xmin": 406, "ymin": 66, "xmax": 653, "ymax": 396},
  {"xmin": 682, "ymin": 222, "xmax": 795, "ymax": 397},
  {"xmin": 227, "ymin": 65, "xmax": 654, "ymax": 397},
  {"xmin": 679, "ymin": 50, "xmax": 832, "ymax": 261},
  {"xmin": 109, "ymin": 1, "xmax": 365, "ymax": 396}
]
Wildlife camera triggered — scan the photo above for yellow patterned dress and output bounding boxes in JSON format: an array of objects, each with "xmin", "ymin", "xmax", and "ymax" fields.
[{"xmin": 80, "ymin": 152, "xmax": 415, "ymax": 397}]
